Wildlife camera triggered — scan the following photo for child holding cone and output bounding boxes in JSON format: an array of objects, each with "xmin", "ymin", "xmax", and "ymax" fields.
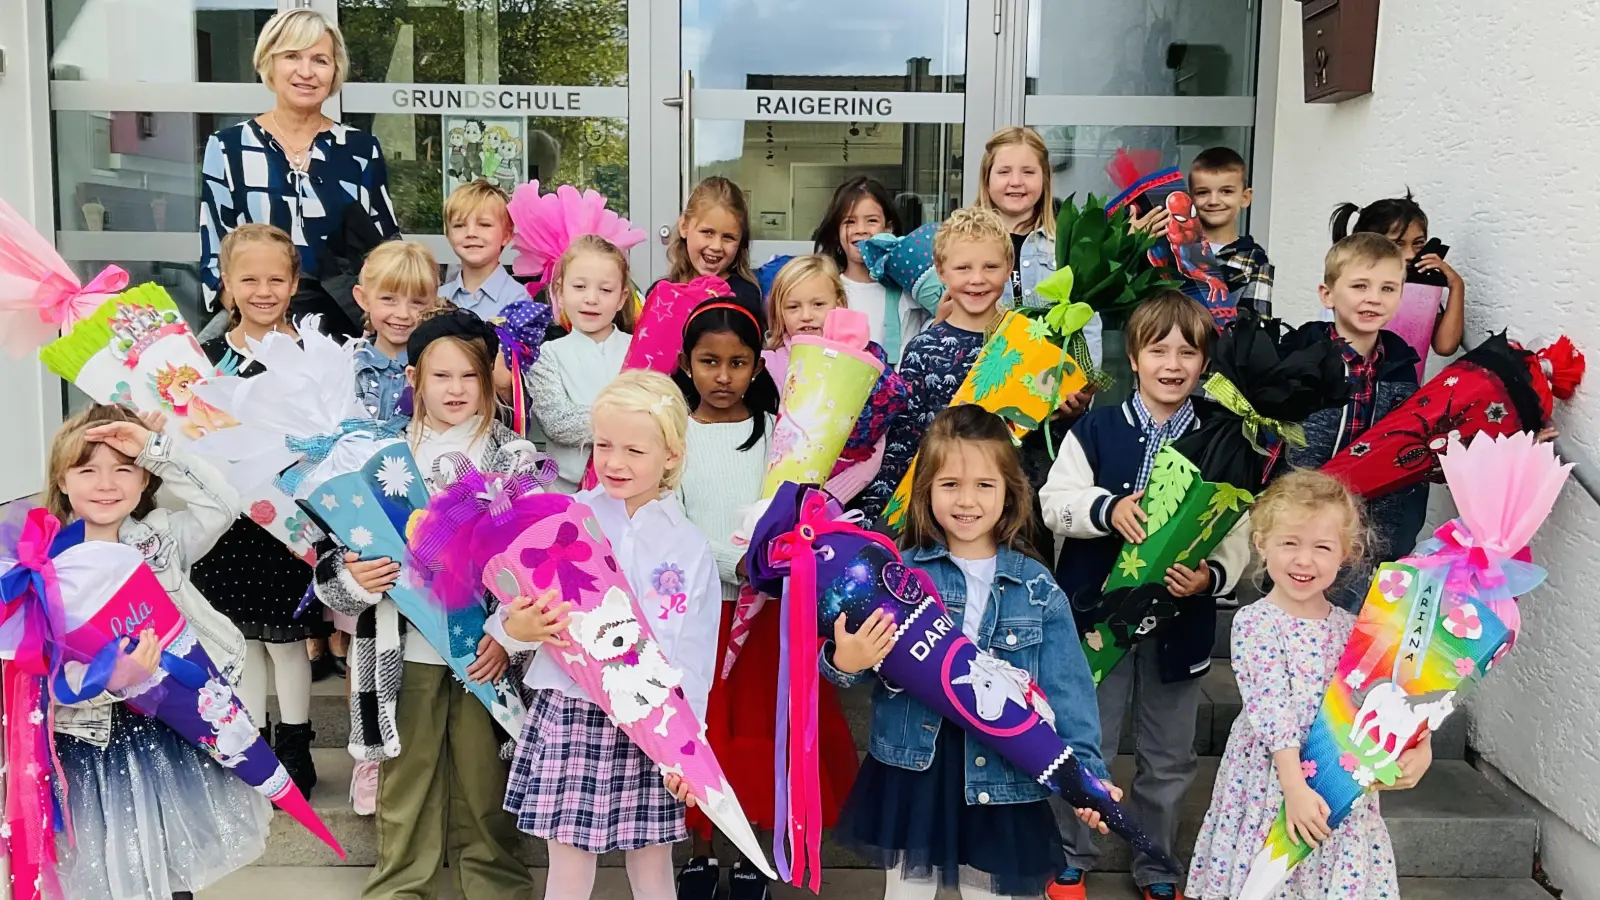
[
  {"xmin": 1040, "ymin": 292, "xmax": 1250, "ymax": 900},
  {"xmin": 1187, "ymin": 471, "xmax": 1432, "ymax": 900},
  {"xmin": 859, "ymin": 208, "xmax": 1010, "ymax": 520},
  {"xmin": 827, "ymin": 405, "xmax": 1114, "ymax": 900},
  {"xmin": 490, "ymin": 370, "xmax": 722, "ymax": 900},
  {"xmin": 39, "ymin": 404, "xmax": 269, "ymax": 900}
]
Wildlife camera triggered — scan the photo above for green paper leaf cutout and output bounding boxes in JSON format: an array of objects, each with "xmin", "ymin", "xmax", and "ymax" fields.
[
  {"xmin": 971, "ymin": 334, "xmax": 1023, "ymax": 401},
  {"xmin": 1025, "ymin": 315, "xmax": 1054, "ymax": 344},
  {"xmin": 1116, "ymin": 546, "xmax": 1148, "ymax": 581},
  {"xmin": 883, "ymin": 492, "xmax": 906, "ymax": 525},
  {"xmin": 1142, "ymin": 446, "xmax": 1198, "ymax": 536}
]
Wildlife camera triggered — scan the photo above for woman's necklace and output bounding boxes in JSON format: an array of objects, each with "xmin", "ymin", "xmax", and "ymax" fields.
[{"xmin": 268, "ymin": 111, "xmax": 326, "ymax": 172}]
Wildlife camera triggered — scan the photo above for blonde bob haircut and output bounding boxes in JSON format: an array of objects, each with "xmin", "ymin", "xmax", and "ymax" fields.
[
  {"xmin": 254, "ymin": 9, "xmax": 350, "ymax": 95},
  {"xmin": 765, "ymin": 254, "xmax": 846, "ymax": 350},
  {"xmin": 360, "ymin": 240, "xmax": 441, "ymax": 301},
  {"xmin": 974, "ymin": 127, "xmax": 1056, "ymax": 238},
  {"xmin": 591, "ymin": 370, "xmax": 689, "ymax": 492}
]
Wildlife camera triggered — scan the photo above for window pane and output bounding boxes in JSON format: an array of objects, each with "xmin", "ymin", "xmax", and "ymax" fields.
[
  {"xmin": 341, "ymin": 0, "xmax": 628, "ymax": 87},
  {"xmin": 684, "ymin": 0, "xmax": 966, "ymax": 90},
  {"xmin": 1026, "ymin": 0, "xmax": 1259, "ymax": 96},
  {"xmin": 693, "ymin": 120, "xmax": 962, "ymax": 242},
  {"xmin": 49, "ymin": 1, "xmax": 276, "ymax": 83},
  {"xmin": 347, "ymin": 113, "xmax": 628, "ymax": 234},
  {"xmin": 55, "ymin": 111, "xmax": 251, "ymax": 233},
  {"xmin": 1037, "ymin": 124, "xmax": 1254, "ymax": 215}
]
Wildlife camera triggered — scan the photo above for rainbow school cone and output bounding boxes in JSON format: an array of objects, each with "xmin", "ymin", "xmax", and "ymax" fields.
[
  {"xmin": 1238, "ymin": 433, "xmax": 1571, "ymax": 899},
  {"xmin": 748, "ymin": 484, "xmax": 1180, "ymax": 892},
  {"xmin": 881, "ymin": 306, "xmax": 1088, "ymax": 531}
]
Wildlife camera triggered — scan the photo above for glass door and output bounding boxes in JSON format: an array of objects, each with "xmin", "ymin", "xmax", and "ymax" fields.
[{"xmin": 654, "ymin": 0, "xmax": 999, "ymax": 274}]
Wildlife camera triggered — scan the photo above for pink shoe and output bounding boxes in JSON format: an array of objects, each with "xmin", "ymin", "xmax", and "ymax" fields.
[{"xmin": 350, "ymin": 759, "xmax": 379, "ymax": 816}]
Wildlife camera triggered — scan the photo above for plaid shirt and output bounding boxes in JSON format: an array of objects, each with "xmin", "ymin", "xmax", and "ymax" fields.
[
  {"xmin": 1131, "ymin": 391, "xmax": 1198, "ymax": 490},
  {"xmin": 1214, "ymin": 237, "xmax": 1274, "ymax": 318},
  {"xmin": 1329, "ymin": 322, "xmax": 1385, "ymax": 450}
]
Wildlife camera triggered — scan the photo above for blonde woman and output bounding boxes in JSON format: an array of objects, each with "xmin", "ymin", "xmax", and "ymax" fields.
[{"xmin": 199, "ymin": 8, "xmax": 398, "ymax": 339}]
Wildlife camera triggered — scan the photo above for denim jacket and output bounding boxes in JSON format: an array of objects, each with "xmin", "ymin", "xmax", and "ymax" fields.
[
  {"xmin": 1014, "ymin": 229, "xmax": 1103, "ymax": 367},
  {"xmin": 821, "ymin": 543, "xmax": 1109, "ymax": 805}
]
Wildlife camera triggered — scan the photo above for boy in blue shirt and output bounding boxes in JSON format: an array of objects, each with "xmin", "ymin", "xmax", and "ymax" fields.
[
  {"xmin": 439, "ymin": 179, "xmax": 525, "ymax": 318},
  {"xmin": 1040, "ymin": 291, "xmax": 1250, "ymax": 900}
]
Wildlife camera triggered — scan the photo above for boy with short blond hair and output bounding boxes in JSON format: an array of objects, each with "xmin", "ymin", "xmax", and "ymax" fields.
[
  {"xmin": 1189, "ymin": 146, "xmax": 1273, "ymax": 318},
  {"xmin": 1284, "ymin": 231, "xmax": 1426, "ymax": 609},
  {"xmin": 1041, "ymin": 290, "xmax": 1251, "ymax": 900},
  {"xmin": 440, "ymin": 179, "xmax": 525, "ymax": 319}
]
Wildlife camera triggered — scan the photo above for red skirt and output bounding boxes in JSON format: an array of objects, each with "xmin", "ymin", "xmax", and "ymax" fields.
[{"xmin": 687, "ymin": 597, "xmax": 860, "ymax": 838}]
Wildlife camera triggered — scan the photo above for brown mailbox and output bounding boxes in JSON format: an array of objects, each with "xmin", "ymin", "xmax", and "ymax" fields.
[{"xmin": 1301, "ymin": 0, "xmax": 1381, "ymax": 103}]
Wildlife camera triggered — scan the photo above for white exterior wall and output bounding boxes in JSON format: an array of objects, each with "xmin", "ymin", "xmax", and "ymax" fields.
[{"xmin": 1259, "ymin": 2, "xmax": 1600, "ymax": 895}]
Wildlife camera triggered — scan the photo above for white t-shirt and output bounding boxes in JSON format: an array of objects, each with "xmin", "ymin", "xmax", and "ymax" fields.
[
  {"xmin": 951, "ymin": 555, "xmax": 999, "ymax": 643},
  {"xmin": 844, "ymin": 278, "xmax": 890, "ymax": 347}
]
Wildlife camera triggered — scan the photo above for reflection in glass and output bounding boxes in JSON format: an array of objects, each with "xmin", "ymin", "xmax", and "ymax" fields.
[
  {"xmin": 683, "ymin": 0, "xmax": 966, "ymax": 90},
  {"xmin": 55, "ymin": 112, "xmax": 251, "ymax": 234},
  {"xmin": 693, "ymin": 120, "xmax": 962, "ymax": 243},
  {"xmin": 1026, "ymin": 0, "xmax": 1259, "ymax": 96},
  {"xmin": 347, "ymin": 113, "xmax": 628, "ymax": 234},
  {"xmin": 1034, "ymin": 124, "xmax": 1253, "ymax": 214},
  {"xmin": 49, "ymin": 1, "xmax": 276, "ymax": 83},
  {"xmin": 341, "ymin": 0, "xmax": 627, "ymax": 87}
]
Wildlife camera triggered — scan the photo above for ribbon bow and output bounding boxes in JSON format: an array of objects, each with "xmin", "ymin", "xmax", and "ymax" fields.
[
  {"xmin": 410, "ymin": 452, "xmax": 556, "ymax": 571},
  {"xmin": 1033, "ymin": 268, "xmax": 1110, "ymax": 393},
  {"xmin": 0, "ymin": 510, "xmax": 66, "ymax": 677},
  {"xmin": 1203, "ymin": 372, "xmax": 1306, "ymax": 454},
  {"xmin": 34, "ymin": 264, "xmax": 129, "ymax": 330},
  {"xmin": 1405, "ymin": 519, "xmax": 1546, "ymax": 599},
  {"xmin": 277, "ymin": 417, "xmax": 406, "ymax": 496}
]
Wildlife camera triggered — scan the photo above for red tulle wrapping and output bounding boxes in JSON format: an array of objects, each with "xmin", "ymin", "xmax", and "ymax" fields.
[
  {"xmin": 687, "ymin": 601, "xmax": 858, "ymax": 839},
  {"xmin": 1538, "ymin": 336, "xmax": 1585, "ymax": 400},
  {"xmin": 1104, "ymin": 148, "xmax": 1165, "ymax": 191}
]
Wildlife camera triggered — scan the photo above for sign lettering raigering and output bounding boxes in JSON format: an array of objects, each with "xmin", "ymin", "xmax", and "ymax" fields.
[
  {"xmin": 753, "ymin": 94, "xmax": 894, "ymax": 118},
  {"xmin": 392, "ymin": 88, "xmax": 584, "ymax": 112}
]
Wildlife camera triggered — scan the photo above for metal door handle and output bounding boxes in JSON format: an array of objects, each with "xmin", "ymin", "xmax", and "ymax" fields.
[{"xmin": 662, "ymin": 70, "xmax": 694, "ymax": 227}]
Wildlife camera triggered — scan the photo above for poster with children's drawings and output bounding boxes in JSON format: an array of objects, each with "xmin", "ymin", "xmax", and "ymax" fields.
[{"xmin": 444, "ymin": 116, "xmax": 527, "ymax": 196}]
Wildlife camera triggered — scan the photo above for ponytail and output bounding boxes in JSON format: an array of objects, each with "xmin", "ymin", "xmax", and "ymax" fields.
[
  {"xmin": 1329, "ymin": 202, "xmax": 1362, "ymax": 242},
  {"xmin": 1330, "ymin": 192, "xmax": 1431, "ymax": 244}
]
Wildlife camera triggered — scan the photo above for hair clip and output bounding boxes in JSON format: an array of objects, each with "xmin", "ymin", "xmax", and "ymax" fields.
[{"xmin": 651, "ymin": 394, "xmax": 674, "ymax": 414}]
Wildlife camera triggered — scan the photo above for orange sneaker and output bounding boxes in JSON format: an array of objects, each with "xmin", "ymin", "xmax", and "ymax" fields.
[
  {"xmin": 1046, "ymin": 867, "xmax": 1087, "ymax": 900},
  {"xmin": 1141, "ymin": 883, "xmax": 1183, "ymax": 900}
]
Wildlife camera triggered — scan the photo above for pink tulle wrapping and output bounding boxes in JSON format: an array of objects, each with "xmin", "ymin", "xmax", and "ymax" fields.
[
  {"xmin": 0, "ymin": 196, "xmax": 129, "ymax": 357},
  {"xmin": 410, "ymin": 487, "xmax": 572, "ymax": 615},
  {"xmin": 507, "ymin": 181, "xmax": 646, "ymax": 296}
]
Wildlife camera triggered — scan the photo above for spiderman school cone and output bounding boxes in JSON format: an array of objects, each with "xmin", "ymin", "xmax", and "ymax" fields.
[
  {"xmin": 749, "ymin": 484, "xmax": 1181, "ymax": 892},
  {"xmin": 0, "ymin": 510, "xmax": 342, "ymax": 898},
  {"xmin": 1238, "ymin": 432, "xmax": 1571, "ymax": 899},
  {"xmin": 404, "ymin": 469, "xmax": 775, "ymax": 878},
  {"xmin": 1321, "ymin": 332, "xmax": 1585, "ymax": 500},
  {"xmin": 1104, "ymin": 149, "xmax": 1231, "ymax": 327},
  {"xmin": 36, "ymin": 284, "xmax": 319, "ymax": 565},
  {"xmin": 189, "ymin": 323, "xmax": 530, "ymax": 733}
]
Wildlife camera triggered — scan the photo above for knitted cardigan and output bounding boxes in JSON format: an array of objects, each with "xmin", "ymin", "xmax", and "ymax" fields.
[{"xmin": 314, "ymin": 420, "xmax": 539, "ymax": 761}]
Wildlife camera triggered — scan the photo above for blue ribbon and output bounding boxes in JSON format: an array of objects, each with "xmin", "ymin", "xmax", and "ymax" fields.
[{"xmin": 277, "ymin": 417, "xmax": 405, "ymax": 495}]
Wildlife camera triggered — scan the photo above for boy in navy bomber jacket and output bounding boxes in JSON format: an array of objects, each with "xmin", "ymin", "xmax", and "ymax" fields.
[{"xmin": 1038, "ymin": 291, "xmax": 1251, "ymax": 900}]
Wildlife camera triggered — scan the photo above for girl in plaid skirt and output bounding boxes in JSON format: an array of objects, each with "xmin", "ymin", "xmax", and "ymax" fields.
[{"xmin": 488, "ymin": 371, "xmax": 722, "ymax": 900}]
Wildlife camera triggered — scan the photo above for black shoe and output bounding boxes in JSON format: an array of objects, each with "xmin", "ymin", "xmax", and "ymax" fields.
[
  {"xmin": 727, "ymin": 859, "xmax": 769, "ymax": 900},
  {"xmin": 310, "ymin": 651, "xmax": 340, "ymax": 682},
  {"xmin": 274, "ymin": 722, "xmax": 319, "ymax": 795},
  {"xmin": 676, "ymin": 855, "xmax": 720, "ymax": 900}
]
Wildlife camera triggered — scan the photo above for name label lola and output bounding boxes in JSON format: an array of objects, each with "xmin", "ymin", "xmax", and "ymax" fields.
[
  {"xmin": 392, "ymin": 88, "xmax": 584, "ymax": 112},
  {"xmin": 754, "ymin": 94, "xmax": 894, "ymax": 118}
]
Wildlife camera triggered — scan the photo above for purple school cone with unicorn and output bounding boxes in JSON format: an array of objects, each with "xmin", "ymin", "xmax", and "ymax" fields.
[
  {"xmin": 405, "ymin": 462, "xmax": 774, "ymax": 879},
  {"xmin": 748, "ymin": 484, "xmax": 1180, "ymax": 891}
]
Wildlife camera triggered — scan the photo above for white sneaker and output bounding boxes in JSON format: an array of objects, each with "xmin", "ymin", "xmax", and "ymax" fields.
[{"xmin": 350, "ymin": 759, "xmax": 379, "ymax": 816}]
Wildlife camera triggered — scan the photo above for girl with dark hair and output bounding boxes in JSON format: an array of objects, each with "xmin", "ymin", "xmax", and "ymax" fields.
[
  {"xmin": 672, "ymin": 297, "xmax": 856, "ymax": 900},
  {"xmin": 1330, "ymin": 192, "xmax": 1466, "ymax": 357}
]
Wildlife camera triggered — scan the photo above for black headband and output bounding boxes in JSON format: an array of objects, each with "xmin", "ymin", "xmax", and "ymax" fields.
[{"xmin": 407, "ymin": 307, "xmax": 501, "ymax": 364}]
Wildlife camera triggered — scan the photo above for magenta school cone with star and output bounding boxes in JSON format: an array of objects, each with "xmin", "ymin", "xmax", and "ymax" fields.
[
  {"xmin": 406, "ymin": 467, "xmax": 775, "ymax": 879},
  {"xmin": 0, "ymin": 510, "xmax": 342, "ymax": 898}
]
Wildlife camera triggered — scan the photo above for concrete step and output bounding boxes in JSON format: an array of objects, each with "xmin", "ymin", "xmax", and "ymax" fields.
[
  {"xmin": 266, "ymin": 750, "xmax": 1533, "ymax": 878},
  {"xmin": 273, "ymin": 654, "xmax": 1469, "ymax": 762},
  {"xmin": 202, "ymin": 866, "xmax": 1554, "ymax": 899}
]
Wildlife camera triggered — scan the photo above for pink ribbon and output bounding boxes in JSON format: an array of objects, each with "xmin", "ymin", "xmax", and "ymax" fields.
[
  {"xmin": 1407, "ymin": 520, "xmax": 1506, "ymax": 596},
  {"xmin": 32, "ymin": 264, "xmax": 128, "ymax": 330}
]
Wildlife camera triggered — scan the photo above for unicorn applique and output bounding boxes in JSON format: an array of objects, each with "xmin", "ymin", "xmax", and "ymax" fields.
[
  {"xmin": 197, "ymin": 677, "xmax": 258, "ymax": 768},
  {"xmin": 951, "ymin": 651, "xmax": 1056, "ymax": 727},
  {"xmin": 1349, "ymin": 680, "xmax": 1456, "ymax": 771},
  {"xmin": 569, "ymin": 586, "xmax": 682, "ymax": 725}
]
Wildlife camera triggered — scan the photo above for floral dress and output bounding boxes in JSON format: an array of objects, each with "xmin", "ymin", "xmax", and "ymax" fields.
[{"xmin": 1188, "ymin": 600, "xmax": 1399, "ymax": 900}]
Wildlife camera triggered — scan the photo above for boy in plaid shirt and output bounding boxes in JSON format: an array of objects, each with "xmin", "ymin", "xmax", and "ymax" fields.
[
  {"xmin": 1283, "ymin": 233, "xmax": 1428, "ymax": 610},
  {"xmin": 1189, "ymin": 147, "xmax": 1274, "ymax": 318}
]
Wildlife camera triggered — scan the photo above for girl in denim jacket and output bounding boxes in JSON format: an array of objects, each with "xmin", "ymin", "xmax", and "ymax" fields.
[{"xmin": 823, "ymin": 405, "xmax": 1117, "ymax": 900}]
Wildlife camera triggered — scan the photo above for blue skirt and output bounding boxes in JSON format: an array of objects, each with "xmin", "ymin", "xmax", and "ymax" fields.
[
  {"xmin": 834, "ymin": 721, "xmax": 1064, "ymax": 897},
  {"xmin": 54, "ymin": 706, "xmax": 272, "ymax": 900}
]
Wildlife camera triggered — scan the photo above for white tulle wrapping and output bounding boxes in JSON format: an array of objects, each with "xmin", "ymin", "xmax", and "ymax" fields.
[{"xmin": 190, "ymin": 317, "xmax": 390, "ymax": 499}]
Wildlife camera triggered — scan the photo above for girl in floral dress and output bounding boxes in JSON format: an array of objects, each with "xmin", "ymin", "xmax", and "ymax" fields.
[{"xmin": 1188, "ymin": 471, "xmax": 1434, "ymax": 900}]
